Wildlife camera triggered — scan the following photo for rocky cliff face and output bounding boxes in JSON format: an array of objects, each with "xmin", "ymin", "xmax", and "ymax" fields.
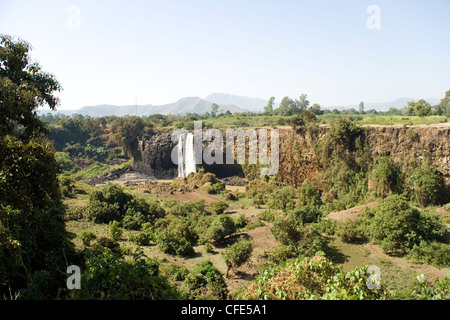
[
  {"xmin": 133, "ymin": 131, "xmax": 177, "ymax": 179},
  {"xmin": 277, "ymin": 124, "xmax": 450, "ymax": 187},
  {"xmin": 132, "ymin": 125, "xmax": 450, "ymax": 184}
]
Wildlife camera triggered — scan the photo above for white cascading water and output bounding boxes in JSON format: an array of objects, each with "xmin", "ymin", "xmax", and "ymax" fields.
[{"xmin": 178, "ymin": 133, "xmax": 196, "ymax": 178}]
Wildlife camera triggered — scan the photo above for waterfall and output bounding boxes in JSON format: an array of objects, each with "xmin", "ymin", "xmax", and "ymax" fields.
[{"xmin": 177, "ymin": 133, "xmax": 196, "ymax": 178}]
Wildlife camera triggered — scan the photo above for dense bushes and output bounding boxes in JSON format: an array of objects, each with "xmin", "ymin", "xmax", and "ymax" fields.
[
  {"xmin": 222, "ymin": 237, "xmax": 254, "ymax": 276},
  {"xmin": 335, "ymin": 220, "xmax": 365, "ymax": 243},
  {"xmin": 0, "ymin": 137, "xmax": 76, "ymax": 298},
  {"xmin": 241, "ymin": 252, "xmax": 389, "ymax": 300},
  {"xmin": 73, "ymin": 247, "xmax": 180, "ymax": 300},
  {"xmin": 210, "ymin": 200, "xmax": 229, "ymax": 215},
  {"xmin": 180, "ymin": 260, "xmax": 228, "ymax": 300},
  {"xmin": 155, "ymin": 228, "xmax": 195, "ymax": 257},
  {"xmin": 85, "ymin": 183, "xmax": 165, "ymax": 228},
  {"xmin": 270, "ymin": 217, "xmax": 328, "ymax": 263},
  {"xmin": 407, "ymin": 162, "xmax": 447, "ymax": 206},
  {"xmin": 369, "ymin": 156, "xmax": 403, "ymax": 197},
  {"xmin": 202, "ymin": 214, "xmax": 237, "ymax": 243},
  {"xmin": 366, "ymin": 195, "xmax": 446, "ymax": 254},
  {"xmin": 289, "ymin": 205, "xmax": 322, "ymax": 224},
  {"xmin": 408, "ymin": 242, "xmax": 450, "ymax": 268}
]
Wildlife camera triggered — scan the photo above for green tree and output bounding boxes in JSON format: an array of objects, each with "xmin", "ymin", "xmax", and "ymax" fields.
[
  {"xmin": 210, "ymin": 200, "xmax": 229, "ymax": 215},
  {"xmin": 0, "ymin": 35, "xmax": 75, "ymax": 298},
  {"xmin": 274, "ymin": 96, "xmax": 296, "ymax": 116},
  {"xmin": 75, "ymin": 247, "xmax": 179, "ymax": 300},
  {"xmin": 203, "ymin": 214, "xmax": 236, "ymax": 243},
  {"xmin": 369, "ymin": 156, "xmax": 403, "ymax": 197},
  {"xmin": 110, "ymin": 116, "xmax": 150, "ymax": 156},
  {"xmin": 294, "ymin": 94, "xmax": 309, "ymax": 113},
  {"xmin": 412, "ymin": 99, "xmax": 431, "ymax": 118},
  {"xmin": 367, "ymin": 195, "xmax": 446, "ymax": 254},
  {"xmin": 0, "ymin": 35, "xmax": 62, "ymax": 139},
  {"xmin": 211, "ymin": 103, "xmax": 219, "ymax": 118},
  {"xmin": 290, "ymin": 110, "xmax": 317, "ymax": 131},
  {"xmin": 310, "ymin": 103, "xmax": 323, "ymax": 115},
  {"xmin": 359, "ymin": 101, "xmax": 365, "ymax": 114},
  {"xmin": 407, "ymin": 161, "xmax": 447, "ymax": 206},
  {"xmin": 264, "ymin": 97, "xmax": 275, "ymax": 115},
  {"xmin": 438, "ymin": 89, "xmax": 450, "ymax": 116}
]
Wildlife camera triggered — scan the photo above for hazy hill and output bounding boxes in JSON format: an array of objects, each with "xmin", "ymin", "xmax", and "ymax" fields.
[
  {"xmin": 38, "ymin": 97, "xmax": 244, "ymax": 117},
  {"xmin": 37, "ymin": 94, "xmax": 441, "ymax": 117},
  {"xmin": 205, "ymin": 93, "xmax": 276, "ymax": 112}
]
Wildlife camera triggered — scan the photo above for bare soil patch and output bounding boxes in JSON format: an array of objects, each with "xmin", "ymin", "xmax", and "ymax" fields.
[{"xmin": 326, "ymin": 201, "xmax": 379, "ymax": 221}]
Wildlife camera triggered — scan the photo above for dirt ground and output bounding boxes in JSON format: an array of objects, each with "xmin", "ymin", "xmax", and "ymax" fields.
[{"xmin": 326, "ymin": 201, "xmax": 379, "ymax": 221}]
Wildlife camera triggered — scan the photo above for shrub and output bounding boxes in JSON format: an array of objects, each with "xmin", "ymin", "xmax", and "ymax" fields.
[
  {"xmin": 271, "ymin": 221, "xmax": 327, "ymax": 262},
  {"xmin": 327, "ymin": 118, "xmax": 363, "ymax": 152},
  {"xmin": 314, "ymin": 219, "xmax": 336, "ymax": 236},
  {"xmin": 233, "ymin": 214, "xmax": 247, "ymax": 229},
  {"xmin": 107, "ymin": 220, "xmax": 123, "ymax": 241},
  {"xmin": 181, "ymin": 260, "xmax": 228, "ymax": 300},
  {"xmin": 411, "ymin": 274, "xmax": 450, "ymax": 300},
  {"xmin": 241, "ymin": 252, "xmax": 388, "ymax": 300},
  {"xmin": 368, "ymin": 156, "xmax": 403, "ymax": 197},
  {"xmin": 222, "ymin": 237, "xmax": 254, "ymax": 277},
  {"xmin": 289, "ymin": 205, "xmax": 323, "ymax": 224},
  {"xmin": 367, "ymin": 195, "xmax": 446, "ymax": 254},
  {"xmin": 128, "ymin": 232, "xmax": 152, "ymax": 246},
  {"xmin": 335, "ymin": 220, "xmax": 364, "ymax": 243},
  {"xmin": 258, "ymin": 209, "xmax": 276, "ymax": 222},
  {"xmin": 85, "ymin": 184, "xmax": 132, "ymax": 223},
  {"xmin": 165, "ymin": 199, "xmax": 205, "ymax": 217},
  {"xmin": 268, "ymin": 186, "xmax": 297, "ymax": 212},
  {"xmin": 297, "ymin": 184, "xmax": 323, "ymax": 207},
  {"xmin": 212, "ymin": 181, "xmax": 226, "ymax": 194},
  {"xmin": 204, "ymin": 243, "xmax": 213, "ymax": 253},
  {"xmin": 85, "ymin": 184, "xmax": 164, "ymax": 228},
  {"xmin": 166, "ymin": 264, "xmax": 190, "ymax": 282},
  {"xmin": 245, "ymin": 179, "xmax": 274, "ymax": 198},
  {"xmin": 202, "ymin": 214, "xmax": 236, "ymax": 243},
  {"xmin": 96, "ymin": 237, "xmax": 122, "ymax": 255},
  {"xmin": 155, "ymin": 229, "xmax": 195, "ymax": 257},
  {"xmin": 78, "ymin": 231, "xmax": 97, "ymax": 246},
  {"xmin": 76, "ymin": 247, "xmax": 179, "ymax": 299},
  {"xmin": 210, "ymin": 200, "xmax": 229, "ymax": 215},
  {"xmin": 407, "ymin": 162, "xmax": 447, "ymax": 206},
  {"xmin": 408, "ymin": 241, "xmax": 450, "ymax": 268}
]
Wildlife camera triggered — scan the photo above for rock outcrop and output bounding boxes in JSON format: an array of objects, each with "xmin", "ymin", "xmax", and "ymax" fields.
[{"xmin": 132, "ymin": 124, "xmax": 450, "ymax": 184}]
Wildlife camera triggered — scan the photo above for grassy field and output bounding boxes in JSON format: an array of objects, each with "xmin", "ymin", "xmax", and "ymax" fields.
[{"xmin": 184, "ymin": 114, "xmax": 449, "ymax": 130}]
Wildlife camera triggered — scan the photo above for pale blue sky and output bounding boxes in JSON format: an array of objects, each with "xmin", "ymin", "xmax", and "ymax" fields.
[{"xmin": 1, "ymin": 0, "xmax": 449, "ymax": 110}]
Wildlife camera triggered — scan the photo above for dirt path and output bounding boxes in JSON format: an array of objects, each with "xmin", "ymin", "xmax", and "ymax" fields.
[{"xmin": 326, "ymin": 202, "xmax": 379, "ymax": 221}]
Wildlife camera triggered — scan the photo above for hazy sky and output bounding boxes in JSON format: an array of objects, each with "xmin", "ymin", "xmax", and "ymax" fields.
[{"xmin": 1, "ymin": 0, "xmax": 449, "ymax": 110}]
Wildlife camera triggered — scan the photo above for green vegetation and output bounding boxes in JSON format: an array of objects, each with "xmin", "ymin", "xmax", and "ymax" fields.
[
  {"xmin": 2, "ymin": 34, "xmax": 449, "ymax": 301},
  {"xmin": 222, "ymin": 237, "xmax": 254, "ymax": 277},
  {"xmin": 241, "ymin": 252, "xmax": 389, "ymax": 300}
]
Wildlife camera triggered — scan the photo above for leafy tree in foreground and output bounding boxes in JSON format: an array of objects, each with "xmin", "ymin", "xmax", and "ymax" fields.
[
  {"xmin": 0, "ymin": 35, "xmax": 62, "ymax": 139},
  {"xmin": 0, "ymin": 34, "xmax": 76, "ymax": 298}
]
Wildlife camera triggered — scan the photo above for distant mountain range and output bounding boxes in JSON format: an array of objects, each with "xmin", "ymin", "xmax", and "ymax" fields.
[
  {"xmin": 38, "ymin": 96, "xmax": 247, "ymax": 117},
  {"xmin": 37, "ymin": 94, "xmax": 440, "ymax": 117}
]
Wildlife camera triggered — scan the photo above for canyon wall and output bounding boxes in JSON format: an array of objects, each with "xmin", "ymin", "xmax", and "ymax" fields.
[{"xmin": 133, "ymin": 125, "xmax": 450, "ymax": 184}]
